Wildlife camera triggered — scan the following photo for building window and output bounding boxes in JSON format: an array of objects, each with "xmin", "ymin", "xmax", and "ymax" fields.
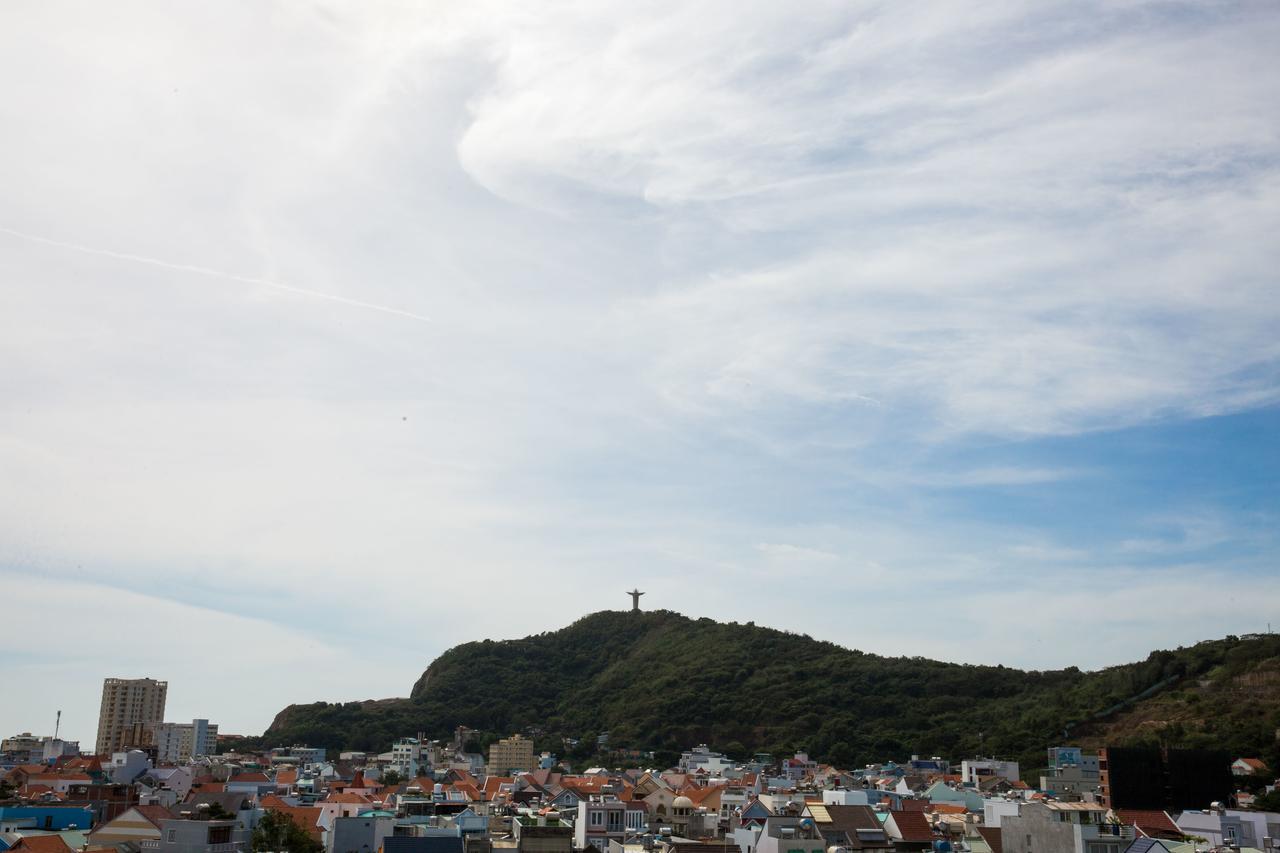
[
  {"xmin": 167, "ymin": 831, "xmax": 176, "ymax": 842},
  {"xmin": 590, "ymin": 810, "xmax": 604, "ymax": 827},
  {"xmin": 208, "ymin": 826, "xmax": 231, "ymax": 845}
]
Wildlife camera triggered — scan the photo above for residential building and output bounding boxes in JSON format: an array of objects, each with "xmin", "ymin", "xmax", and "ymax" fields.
[
  {"xmin": 1042, "ymin": 748, "xmax": 1100, "ymax": 799},
  {"xmin": 151, "ymin": 721, "xmax": 218, "ymax": 764},
  {"xmin": 41, "ymin": 739, "xmax": 80, "ymax": 764},
  {"xmin": 392, "ymin": 738, "xmax": 434, "ymax": 777},
  {"xmin": 1231, "ymin": 758, "xmax": 1268, "ymax": 776},
  {"xmin": 512, "ymin": 815, "xmax": 572, "ymax": 853},
  {"xmin": 96, "ymin": 678, "xmax": 168, "ymax": 756},
  {"xmin": 1175, "ymin": 808, "xmax": 1280, "ymax": 850},
  {"xmin": 961, "ymin": 759, "xmax": 1020, "ymax": 787},
  {"xmin": 999, "ymin": 801, "xmax": 1133, "ymax": 853},
  {"xmin": 575, "ymin": 800, "xmax": 632, "ymax": 850},
  {"xmin": 150, "ymin": 817, "xmax": 248, "ymax": 853},
  {"xmin": 680, "ymin": 747, "xmax": 735, "ymax": 776},
  {"xmin": 804, "ymin": 803, "xmax": 895, "ymax": 853},
  {"xmin": 487, "ymin": 736, "xmax": 534, "ymax": 776},
  {"xmin": 751, "ymin": 815, "xmax": 827, "ymax": 853},
  {"xmin": 269, "ymin": 746, "xmax": 326, "ymax": 768},
  {"xmin": 109, "ymin": 750, "xmax": 153, "ymax": 784},
  {"xmin": 88, "ymin": 805, "xmax": 175, "ymax": 846},
  {"xmin": 1097, "ymin": 748, "xmax": 1232, "ymax": 810},
  {"xmin": 328, "ymin": 814, "xmax": 395, "ymax": 853},
  {"xmin": 1, "ymin": 735, "xmax": 43, "ymax": 760}
]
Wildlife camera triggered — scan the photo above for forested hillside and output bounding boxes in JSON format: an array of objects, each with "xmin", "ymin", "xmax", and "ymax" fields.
[{"xmin": 264, "ymin": 610, "xmax": 1280, "ymax": 772}]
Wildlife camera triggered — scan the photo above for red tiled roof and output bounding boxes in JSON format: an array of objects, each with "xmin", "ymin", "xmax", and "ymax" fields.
[
  {"xmin": 890, "ymin": 810, "xmax": 935, "ymax": 843},
  {"xmin": 977, "ymin": 826, "xmax": 1003, "ymax": 853},
  {"xmin": 323, "ymin": 792, "xmax": 372, "ymax": 804},
  {"xmin": 228, "ymin": 772, "xmax": 271, "ymax": 784},
  {"xmin": 266, "ymin": 805, "xmax": 324, "ymax": 842},
  {"xmin": 1117, "ymin": 810, "xmax": 1182, "ymax": 839},
  {"xmin": 135, "ymin": 805, "xmax": 178, "ymax": 828},
  {"xmin": 11, "ymin": 836, "xmax": 75, "ymax": 853}
]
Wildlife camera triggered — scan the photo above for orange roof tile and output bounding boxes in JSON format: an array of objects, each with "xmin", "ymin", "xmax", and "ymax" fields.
[
  {"xmin": 1116, "ymin": 810, "xmax": 1182, "ymax": 839},
  {"xmin": 11, "ymin": 836, "xmax": 75, "ymax": 853},
  {"xmin": 891, "ymin": 810, "xmax": 935, "ymax": 843},
  {"xmin": 266, "ymin": 805, "xmax": 324, "ymax": 842}
]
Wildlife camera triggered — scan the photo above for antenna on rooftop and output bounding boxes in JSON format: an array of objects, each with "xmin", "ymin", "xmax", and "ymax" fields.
[{"xmin": 55, "ymin": 710, "xmax": 61, "ymax": 740}]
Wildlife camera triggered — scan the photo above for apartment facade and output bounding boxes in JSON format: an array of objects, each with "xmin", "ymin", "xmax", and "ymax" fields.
[
  {"xmin": 488, "ymin": 735, "xmax": 534, "ymax": 775},
  {"xmin": 97, "ymin": 678, "xmax": 168, "ymax": 755},
  {"xmin": 151, "ymin": 720, "xmax": 218, "ymax": 763}
]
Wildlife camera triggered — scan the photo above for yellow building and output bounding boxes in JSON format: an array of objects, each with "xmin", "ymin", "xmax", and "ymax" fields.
[
  {"xmin": 95, "ymin": 677, "xmax": 167, "ymax": 755},
  {"xmin": 488, "ymin": 734, "xmax": 535, "ymax": 774}
]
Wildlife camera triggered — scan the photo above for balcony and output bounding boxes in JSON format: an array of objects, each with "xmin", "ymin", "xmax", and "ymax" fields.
[{"xmin": 1080, "ymin": 824, "xmax": 1135, "ymax": 842}]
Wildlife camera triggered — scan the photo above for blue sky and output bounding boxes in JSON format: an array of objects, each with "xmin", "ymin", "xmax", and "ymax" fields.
[{"xmin": 0, "ymin": 0, "xmax": 1277, "ymax": 745}]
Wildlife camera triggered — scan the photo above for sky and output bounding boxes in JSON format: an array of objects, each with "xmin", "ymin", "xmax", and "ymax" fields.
[{"xmin": 1, "ymin": 1, "xmax": 1278, "ymax": 747}]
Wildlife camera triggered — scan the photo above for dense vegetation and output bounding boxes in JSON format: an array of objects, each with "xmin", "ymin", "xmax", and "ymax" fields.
[{"xmin": 264, "ymin": 610, "xmax": 1280, "ymax": 774}]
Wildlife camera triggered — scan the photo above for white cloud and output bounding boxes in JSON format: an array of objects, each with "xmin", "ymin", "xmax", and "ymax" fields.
[{"xmin": 0, "ymin": 0, "xmax": 1277, "ymax": 741}]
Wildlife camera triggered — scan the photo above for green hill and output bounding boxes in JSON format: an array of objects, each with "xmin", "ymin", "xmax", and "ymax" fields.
[{"xmin": 263, "ymin": 610, "xmax": 1280, "ymax": 771}]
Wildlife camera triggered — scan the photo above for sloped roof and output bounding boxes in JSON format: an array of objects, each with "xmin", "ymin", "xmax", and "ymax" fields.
[
  {"xmin": 1117, "ymin": 810, "xmax": 1182, "ymax": 840},
  {"xmin": 977, "ymin": 826, "xmax": 1003, "ymax": 853},
  {"xmin": 266, "ymin": 805, "xmax": 324, "ymax": 842},
  {"xmin": 889, "ymin": 810, "xmax": 935, "ymax": 844},
  {"xmin": 11, "ymin": 836, "xmax": 75, "ymax": 853},
  {"xmin": 134, "ymin": 806, "xmax": 177, "ymax": 828}
]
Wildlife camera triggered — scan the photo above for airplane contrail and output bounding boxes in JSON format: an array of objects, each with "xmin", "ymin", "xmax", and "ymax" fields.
[{"xmin": 0, "ymin": 224, "xmax": 431, "ymax": 323}]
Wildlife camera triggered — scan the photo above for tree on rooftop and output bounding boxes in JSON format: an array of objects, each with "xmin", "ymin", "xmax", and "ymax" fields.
[{"xmin": 251, "ymin": 810, "xmax": 321, "ymax": 853}]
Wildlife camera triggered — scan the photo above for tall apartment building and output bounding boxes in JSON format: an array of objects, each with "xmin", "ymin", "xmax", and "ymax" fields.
[
  {"xmin": 96, "ymin": 677, "xmax": 168, "ymax": 755},
  {"xmin": 488, "ymin": 734, "xmax": 535, "ymax": 774},
  {"xmin": 151, "ymin": 719, "xmax": 218, "ymax": 763}
]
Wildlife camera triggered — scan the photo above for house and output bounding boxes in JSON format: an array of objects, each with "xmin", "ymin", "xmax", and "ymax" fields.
[
  {"xmin": 152, "ymin": 817, "xmax": 249, "ymax": 853},
  {"xmin": 961, "ymin": 761, "xmax": 1020, "ymax": 787},
  {"xmin": 511, "ymin": 814, "xmax": 572, "ymax": 853},
  {"xmin": 1113, "ymin": 811, "xmax": 1182, "ymax": 841},
  {"xmin": 88, "ymin": 805, "xmax": 175, "ymax": 845},
  {"xmin": 738, "ymin": 800, "xmax": 772, "ymax": 828},
  {"xmin": 382, "ymin": 836, "xmax": 464, "ymax": 853},
  {"xmin": 1231, "ymin": 758, "xmax": 1268, "ymax": 776},
  {"xmin": 999, "ymin": 801, "xmax": 1133, "ymax": 853},
  {"xmin": 575, "ymin": 800, "xmax": 626, "ymax": 850},
  {"xmin": 1175, "ymin": 808, "xmax": 1280, "ymax": 850},
  {"xmin": 750, "ymin": 815, "xmax": 826, "ymax": 853},
  {"xmin": 0, "ymin": 808, "xmax": 94, "ymax": 834},
  {"xmin": 802, "ymin": 803, "xmax": 894, "ymax": 853},
  {"xmin": 5, "ymin": 836, "xmax": 77, "ymax": 853},
  {"xmin": 327, "ymin": 814, "xmax": 395, "ymax": 853},
  {"xmin": 884, "ymin": 810, "xmax": 935, "ymax": 852}
]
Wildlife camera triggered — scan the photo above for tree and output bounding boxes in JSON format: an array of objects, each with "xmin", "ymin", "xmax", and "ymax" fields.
[
  {"xmin": 1252, "ymin": 788, "xmax": 1280, "ymax": 812},
  {"xmin": 380, "ymin": 769, "xmax": 403, "ymax": 786},
  {"xmin": 252, "ymin": 811, "xmax": 322, "ymax": 853}
]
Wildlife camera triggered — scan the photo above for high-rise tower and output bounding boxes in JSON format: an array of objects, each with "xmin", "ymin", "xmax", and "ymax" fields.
[{"xmin": 95, "ymin": 677, "xmax": 167, "ymax": 755}]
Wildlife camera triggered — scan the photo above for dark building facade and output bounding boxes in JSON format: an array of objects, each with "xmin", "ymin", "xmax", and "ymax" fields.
[{"xmin": 1098, "ymin": 747, "xmax": 1232, "ymax": 810}]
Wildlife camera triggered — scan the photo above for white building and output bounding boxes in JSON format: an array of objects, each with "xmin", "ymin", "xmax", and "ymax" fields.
[
  {"xmin": 110, "ymin": 749, "xmax": 153, "ymax": 783},
  {"xmin": 391, "ymin": 736, "xmax": 434, "ymax": 776},
  {"xmin": 961, "ymin": 758, "xmax": 1020, "ymax": 786},
  {"xmin": 680, "ymin": 745, "xmax": 736, "ymax": 776},
  {"xmin": 152, "ymin": 719, "xmax": 218, "ymax": 763}
]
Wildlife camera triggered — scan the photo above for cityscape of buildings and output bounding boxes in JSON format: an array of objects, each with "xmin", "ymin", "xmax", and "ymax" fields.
[{"xmin": 1, "ymin": 676, "xmax": 1277, "ymax": 853}]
